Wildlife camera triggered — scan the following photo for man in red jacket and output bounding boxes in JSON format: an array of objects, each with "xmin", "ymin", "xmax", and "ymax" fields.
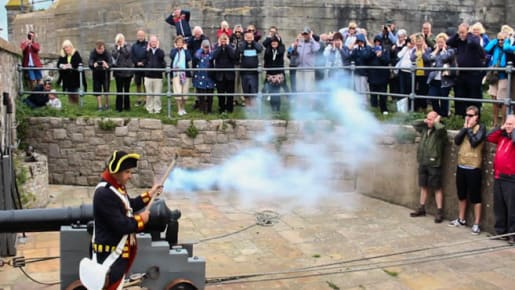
[
  {"xmin": 487, "ymin": 115, "xmax": 515, "ymax": 244},
  {"xmin": 20, "ymin": 31, "xmax": 43, "ymax": 90}
]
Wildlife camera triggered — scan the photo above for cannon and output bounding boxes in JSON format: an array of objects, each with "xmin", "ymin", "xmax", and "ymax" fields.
[{"xmin": 0, "ymin": 199, "xmax": 206, "ymax": 290}]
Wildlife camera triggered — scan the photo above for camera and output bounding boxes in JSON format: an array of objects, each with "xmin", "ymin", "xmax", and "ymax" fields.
[
  {"xmin": 96, "ymin": 61, "xmax": 103, "ymax": 65},
  {"xmin": 27, "ymin": 33, "xmax": 32, "ymax": 40},
  {"xmin": 374, "ymin": 45, "xmax": 382, "ymax": 52}
]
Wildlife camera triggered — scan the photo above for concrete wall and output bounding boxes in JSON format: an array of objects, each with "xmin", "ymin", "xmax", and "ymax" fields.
[
  {"xmin": 24, "ymin": 118, "xmax": 499, "ymax": 232},
  {"xmin": 357, "ymin": 126, "xmax": 497, "ymax": 233},
  {"xmin": 7, "ymin": 0, "xmax": 514, "ymax": 62}
]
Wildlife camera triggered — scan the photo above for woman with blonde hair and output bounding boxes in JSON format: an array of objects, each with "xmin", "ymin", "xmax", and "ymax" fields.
[
  {"xmin": 57, "ymin": 39, "xmax": 84, "ymax": 104},
  {"xmin": 424, "ymin": 33, "xmax": 455, "ymax": 116},
  {"xmin": 112, "ymin": 33, "xmax": 134, "ymax": 112},
  {"xmin": 470, "ymin": 22, "xmax": 489, "ymax": 47},
  {"xmin": 410, "ymin": 33, "xmax": 432, "ymax": 111}
]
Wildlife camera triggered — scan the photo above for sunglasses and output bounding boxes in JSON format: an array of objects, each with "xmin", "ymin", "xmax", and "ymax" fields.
[{"xmin": 466, "ymin": 114, "xmax": 476, "ymax": 117}]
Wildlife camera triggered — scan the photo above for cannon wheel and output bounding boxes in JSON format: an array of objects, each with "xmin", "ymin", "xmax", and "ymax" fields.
[
  {"xmin": 164, "ymin": 278, "xmax": 198, "ymax": 290},
  {"xmin": 64, "ymin": 280, "xmax": 87, "ymax": 290}
]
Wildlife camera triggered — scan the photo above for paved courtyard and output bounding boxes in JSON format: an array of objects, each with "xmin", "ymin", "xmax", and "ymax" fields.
[{"xmin": 1, "ymin": 185, "xmax": 515, "ymax": 290}]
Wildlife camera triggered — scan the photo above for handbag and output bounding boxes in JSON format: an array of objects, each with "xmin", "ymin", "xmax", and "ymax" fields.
[
  {"xmin": 485, "ymin": 70, "xmax": 499, "ymax": 85},
  {"xmin": 485, "ymin": 57, "xmax": 501, "ymax": 85}
]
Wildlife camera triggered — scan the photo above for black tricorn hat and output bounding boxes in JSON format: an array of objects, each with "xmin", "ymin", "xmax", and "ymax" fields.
[{"xmin": 107, "ymin": 150, "xmax": 140, "ymax": 174}]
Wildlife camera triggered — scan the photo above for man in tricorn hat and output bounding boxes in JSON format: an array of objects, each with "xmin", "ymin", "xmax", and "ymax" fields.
[{"xmin": 91, "ymin": 150, "xmax": 162, "ymax": 289}]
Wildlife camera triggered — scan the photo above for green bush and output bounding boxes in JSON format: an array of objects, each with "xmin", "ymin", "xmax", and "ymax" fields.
[
  {"xmin": 186, "ymin": 120, "xmax": 199, "ymax": 139},
  {"xmin": 98, "ymin": 118, "xmax": 117, "ymax": 131}
]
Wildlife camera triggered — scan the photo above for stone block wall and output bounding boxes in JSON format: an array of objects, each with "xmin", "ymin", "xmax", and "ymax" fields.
[
  {"xmin": 0, "ymin": 38, "xmax": 21, "ymax": 149},
  {"xmin": 17, "ymin": 153, "xmax": 49, "ymax": 208},
  {"xmin": 24, "ymin": 117, "xmax": 500, "ymax": 232}
]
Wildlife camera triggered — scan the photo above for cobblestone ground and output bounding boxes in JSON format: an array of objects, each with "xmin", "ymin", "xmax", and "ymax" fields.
[{"xmin": 1, "ymin": 185, "xmax": 515, "ymax": 290}]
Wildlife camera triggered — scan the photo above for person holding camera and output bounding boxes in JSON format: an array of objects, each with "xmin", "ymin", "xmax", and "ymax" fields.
[
  {"xmin": 89, "ymin": 40, "xmax": 112, "ymax": 111},
  {"xmin": 20, "ymin": 31, "xmax": 43, "ymax": 90}
]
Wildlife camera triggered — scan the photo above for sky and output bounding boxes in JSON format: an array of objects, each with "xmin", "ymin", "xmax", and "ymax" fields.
[{"xmin": 0, "ymin": 0, "xmax": 52, "ymax": 40}]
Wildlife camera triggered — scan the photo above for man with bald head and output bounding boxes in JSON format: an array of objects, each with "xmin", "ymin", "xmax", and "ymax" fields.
[
  {"xmin": 487, "ymin": 115, "xmax": 515, "ymax": 244},
  {"xmin": 410, "ymin": 111, "xmax": 447, "ymax": 223},
  {"xmin": 446, "ymin": 23, "xmax": 486, "ymax": 116},
  {"xmin": 131, "ymin": 30, "xmax": 148, "ymax": 106}
]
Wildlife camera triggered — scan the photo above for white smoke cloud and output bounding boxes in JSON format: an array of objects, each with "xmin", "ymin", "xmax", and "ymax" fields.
[{"xmin": 164, "ymin": 75, "xmax": 384, "ymax": 208}]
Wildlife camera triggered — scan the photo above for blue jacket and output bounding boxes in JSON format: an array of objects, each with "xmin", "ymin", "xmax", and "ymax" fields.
[
  {"xmin": 350, "ymin": 45, "xmax": 374, "ymax": 76},
  {"xmin": 485, "ymin": 39, "xmax": 507, "ymax": 79},
  {"xmin": 193, "ymin": 48, "xmax": 215, "ymax": 89},
  {"xmin": 170, "ymin": 48, "xmax": 192, "ymax": 78},
  {"xmin": 367, "ymin": 46, "xmax": 390, "ymax": 85}
]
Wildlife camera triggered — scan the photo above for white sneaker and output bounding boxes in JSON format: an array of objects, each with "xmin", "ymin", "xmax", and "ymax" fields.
[
  {"xmin": 471, "ymin": 224, "xmax": 480, "ymax": 235},
  {"xmin": 448, "ymin": 218, "xmax": 466, "ymax": 227}
]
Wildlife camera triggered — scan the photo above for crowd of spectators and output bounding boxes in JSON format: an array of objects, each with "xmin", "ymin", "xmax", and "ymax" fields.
[
  {"xmin": 19, "ymin": 9, "xmax": 515, "ymax": 120},
  {"xmin": 16, "ymin": 7, "xmax": 515, "ymax": 246}
]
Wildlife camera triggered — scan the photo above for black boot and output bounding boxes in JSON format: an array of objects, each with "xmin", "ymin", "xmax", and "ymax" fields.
[
  {"xmin": 410, "ymin": 205, "xmax": 426, "ymax": 217},
  {"xmin": 434, "ymin": 208, "xmax": 444, "ymax": 223}
]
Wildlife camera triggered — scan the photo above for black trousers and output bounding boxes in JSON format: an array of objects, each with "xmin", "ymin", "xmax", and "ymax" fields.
[
  {"xmin": 454, "ymin": 72, "xmax": 483, "ymax": 116},
  {"xmin": 369, "ymin": 83, "xmax": 388, "ymax": 112},
  {"xmin": 197, "ymin": 88, "xmax": 214, "ymax": 114},
  {"xmin": 494, "ymin": 179, "xmax": 515, "ymax": 235},
  {"xmin": 216, "ymin": 80, "xmax": 235, "ymax": 113},
  {"xmin": 115, "ymin": 76, "xmax": 132, "ymax": 111}
]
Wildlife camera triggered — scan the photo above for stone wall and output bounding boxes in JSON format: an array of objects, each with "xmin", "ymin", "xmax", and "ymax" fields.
[
  {"xmin": 24, "ymin": 117, "xmax": 499, "ymax": 232},
  {"xmin": 8, "ymin": 0, "xmax": 513, "ymax": 61},
  {"xmin": 17, "ymin": 153, "xmax": 49, "ymax": 208},
  {"xmin": 0, "ymin": 37, "xmax": 21, "ymax": 152}
]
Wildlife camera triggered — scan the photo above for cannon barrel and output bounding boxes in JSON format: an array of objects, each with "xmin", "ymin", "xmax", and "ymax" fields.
[
  {"xmin": 0, "ymin": 204, "xmax": 93, "ymax": 233},
  {"xmin": 0, "ymin": 199, "xmax": 179, "ymax": 233}
]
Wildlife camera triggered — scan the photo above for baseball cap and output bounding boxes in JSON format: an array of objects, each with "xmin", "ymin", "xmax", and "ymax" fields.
[{"xmin": 302, "ymin": 27, "xmax": 311, "ymax": 34}]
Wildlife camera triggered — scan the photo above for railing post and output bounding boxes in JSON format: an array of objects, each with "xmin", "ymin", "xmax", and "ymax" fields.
[
  {"xmin": 350, "ymin": 61, "xmax": 356, "ymax": 92},
  {"xmin": 257, "ymin": 66, "xmax": 263, "ymax": 116},
  {"xmin": 166, "ymin": 65, "xmax": 172, "ymax": 118},
  {"xmin": 78, "ymin": 64, "xmax": 84, "ymax": 107},
  {"xmin": 410, "ymin": 61, "xmax": 416, "ymax": 112},
  {"xmin": 507, "ymin": 61, "xmax": 513, "ymax": 114},
  {"xmin": 17, "ymin": 64, "xmax": 24, "ymax": 96}
]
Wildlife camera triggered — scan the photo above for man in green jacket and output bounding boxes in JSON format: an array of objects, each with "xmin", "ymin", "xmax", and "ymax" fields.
[{"xmin": 410, "ymin": 111, "xmax": 447, "ymax": 223}]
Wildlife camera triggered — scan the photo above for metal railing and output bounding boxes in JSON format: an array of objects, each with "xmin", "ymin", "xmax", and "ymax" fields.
[{"xmin": 17, "ymin": 61, "xmax": 515, "ymax": 117}]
